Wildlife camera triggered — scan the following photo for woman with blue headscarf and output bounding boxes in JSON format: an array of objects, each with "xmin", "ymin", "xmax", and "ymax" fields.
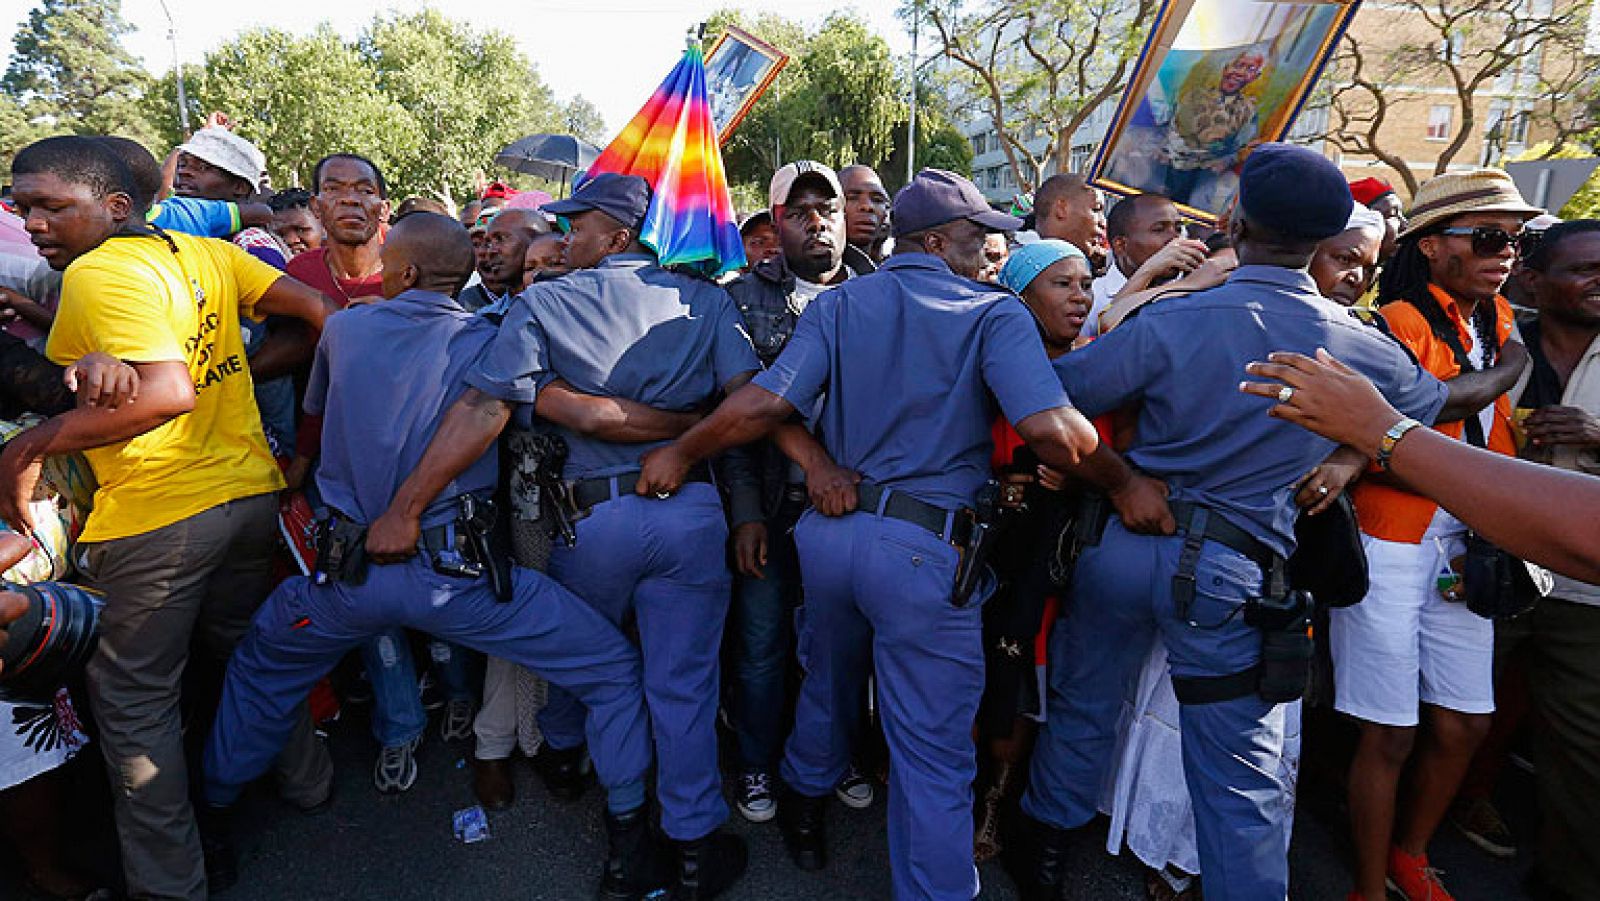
[
  {"xmin": 997, "ymin": 240, "xmax": 1096, "ymax": 359},
  {"xmin": 972, "ymin": 238, "xmax": 1102, "ymax": 863}
]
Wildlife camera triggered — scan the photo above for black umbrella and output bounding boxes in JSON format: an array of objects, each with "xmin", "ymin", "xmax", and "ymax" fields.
[{"xmin": 494, "ymin": 133, "xmax": 603, "ymax": 197}]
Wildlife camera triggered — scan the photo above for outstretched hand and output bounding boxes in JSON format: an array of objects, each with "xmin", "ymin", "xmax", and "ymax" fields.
[{"xmin": 1241, "ymin": 349, "xmax": 1403, "ymax": 456}]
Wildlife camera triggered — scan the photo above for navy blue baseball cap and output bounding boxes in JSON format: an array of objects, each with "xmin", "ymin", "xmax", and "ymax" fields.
[
  {"xmin": 1237, "ymin": 143, "xmax": 1353, "ymax": 242},
  {"xmin": 892, "ymin": 168, "xmax": 1023, "ymax": 238},
  {"xmin": 545, "ymin": 172, "xmax": 652, "ymax": 231}
]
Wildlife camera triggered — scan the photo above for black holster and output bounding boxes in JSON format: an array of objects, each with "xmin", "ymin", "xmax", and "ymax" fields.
[
  {"xmin": 951, "ymin": 481, "xmax": 1002, "ymax": 608},
  {"xmin": 313, "ymin": 512, "xmax": 370, "ymax": 587},
  {"xmin": 458, "ymin": 495, "xmax": 512, "ymax": 602},
  {"xmin": 1167, "ymin": 504, "xmax": 1312, "ymax": 705}
]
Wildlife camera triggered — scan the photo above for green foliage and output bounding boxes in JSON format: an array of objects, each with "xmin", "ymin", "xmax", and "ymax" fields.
[
  {"xmin": 2, "ymin": 0, "xmax": 159, "ymax": 171},
  {"xmin": 6, "ymin": 1, "xmax": 600, "ymax": 202},
  {"xmin": 147, "ymin": 26, "xmax": 414, "ymax": 193},
  {"xmin": 703, "ymin": 8, "xmax": 964, "ymax": 205}
]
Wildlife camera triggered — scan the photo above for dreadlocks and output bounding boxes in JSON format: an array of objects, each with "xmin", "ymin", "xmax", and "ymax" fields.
[{"xmin": 1378, "ymin": 230, "xmax": 1501, "ymax": 369}]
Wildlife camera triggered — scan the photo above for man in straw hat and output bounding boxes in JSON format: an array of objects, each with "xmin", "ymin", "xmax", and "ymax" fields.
[{"xmin": 1336, "ymin": 167, "xmax": 1542, "ymax": 901}]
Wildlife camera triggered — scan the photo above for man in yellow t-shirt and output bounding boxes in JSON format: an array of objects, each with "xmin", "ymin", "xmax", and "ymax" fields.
[{"xmin": 0, "ymin": 136, "xmax": 337, "ymax": 901}]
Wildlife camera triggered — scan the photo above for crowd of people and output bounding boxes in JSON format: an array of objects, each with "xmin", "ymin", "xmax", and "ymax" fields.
[{"xmin": 0, "ymin": 111, "xmax": 1595, "ymax": 901}]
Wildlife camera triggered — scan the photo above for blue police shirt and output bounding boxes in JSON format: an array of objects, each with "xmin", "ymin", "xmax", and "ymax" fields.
[
  {"xmin": 1057, "ymin": 264, "xmax": 1448, "ymax": 556},
  {"xmin": 466, "ymin": 253, "xmax": 760, "ymax": 479},
  {"xmin": 753, "ymin": 253, "xmax": 1069, "ymax": 511},
  {"xmin": 305, "ymin": 288, "xmax": 500, "ymax": 527}
]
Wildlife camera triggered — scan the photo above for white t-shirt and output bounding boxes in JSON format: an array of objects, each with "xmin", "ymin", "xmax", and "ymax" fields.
[{"xmin": 1085, "ymin": 266, "xmax": 1129, "ymax": 338}]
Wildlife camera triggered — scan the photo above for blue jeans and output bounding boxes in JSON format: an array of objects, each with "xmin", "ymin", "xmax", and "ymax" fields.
[
  {"xmin": 361, "ymin": 630, "xmax": 426, "ymax": 748},
  {"xmin": 204, "ymin": 559, "xmax": 651, "ymax": 815},
  {"xmin": 1021, "ymin": 517, "xmax": 1295, "ymax": 901},
  {"xmin": 729, "ymin": 500, "xmax": 803, "ymax": 772}
]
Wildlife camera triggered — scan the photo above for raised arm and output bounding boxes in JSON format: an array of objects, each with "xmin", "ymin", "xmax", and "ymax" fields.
[
  {"xmin": 365, "ymin": 388, "xmax": 511, "ymax": 563},
  {"xmin": 1243, "ymin": 349, "xmax": 1600, "ymax": 583}
]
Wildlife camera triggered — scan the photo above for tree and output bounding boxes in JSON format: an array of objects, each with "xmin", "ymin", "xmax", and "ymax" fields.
[
  {"xmin": 137, "ymin": 12, "xmax": 597, "ymax": 202},
  {"xmin": 3, "ymin": 0, "xmax": 158, "ymax": 147},
  {"xmin": 1317, "ymin": 0, "xmax": 1590, "ymax": 195},
  {"xmin": 912, "ymin": 0, "xmax": 1153, "ymax": 191},
  {"xmin": 702, "ymin": 8, "xmax": 966, "ymax": 200},
  {"xmin": 360, "ymin": 10, "xmax": 570, "ymax": 201},
  {"xmin": 146, "ymin": 27, "xmax": 414, "ymax": 192}
]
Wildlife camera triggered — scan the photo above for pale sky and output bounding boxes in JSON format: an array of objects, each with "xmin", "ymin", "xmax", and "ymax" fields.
[{"xmin": 3, "ymin": 0, "xmax": 915, "ymax": 139}]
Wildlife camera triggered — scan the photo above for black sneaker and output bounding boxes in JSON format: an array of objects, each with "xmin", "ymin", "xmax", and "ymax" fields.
[{"xmin": 736, "ymin": 770, "xmax": 776, "ymax": 823}]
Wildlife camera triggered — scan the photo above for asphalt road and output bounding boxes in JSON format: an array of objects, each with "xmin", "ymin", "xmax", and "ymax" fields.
[{"xmin": 4, "ymin": 701, "xmax": 1537, "ymax": 901}]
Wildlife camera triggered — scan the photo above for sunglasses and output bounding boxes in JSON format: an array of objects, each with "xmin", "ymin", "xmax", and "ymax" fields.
[{"xmin": 1436, "ymin": 226, "xmax": 1525, "ymax": 258}]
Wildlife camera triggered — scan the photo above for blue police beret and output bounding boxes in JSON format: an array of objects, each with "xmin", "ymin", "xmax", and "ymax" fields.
[
  {"xmin": 1237, "ymin": 143, "xmax": 1353, "ymax": 242},
  {"xmin": 545, "ymin": 172, "xmax": 652, "ymax": 232}
]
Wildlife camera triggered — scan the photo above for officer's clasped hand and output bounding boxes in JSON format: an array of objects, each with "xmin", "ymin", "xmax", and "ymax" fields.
[
  {"xmin": 804, "ymin": 461, "xmax": 861, "ymax": 517},
  {"xmin": 1108, "ymin": 474, "xmax": 1175, "ymax": 535},
  {"xmin": 365, "ymin": 508, "xmax": 421, "ymax": 565},
  {"xmin": 638, "ymin": 445, "xmax": 693, "ymax": 498}
]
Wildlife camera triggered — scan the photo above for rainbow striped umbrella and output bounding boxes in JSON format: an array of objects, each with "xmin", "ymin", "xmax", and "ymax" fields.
[{"xmin": 586, "ymin": 43, "xmax": 746, "ymax": 277}]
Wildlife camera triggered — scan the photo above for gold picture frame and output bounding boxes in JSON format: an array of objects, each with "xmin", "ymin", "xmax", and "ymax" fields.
[
  {"xmin": 1089, "ymin": 0, "xmax": 1362, "ymax": 223},
  {"xmin": 705, "ymin": 26, "xmax": 791, "ymax": 146}
]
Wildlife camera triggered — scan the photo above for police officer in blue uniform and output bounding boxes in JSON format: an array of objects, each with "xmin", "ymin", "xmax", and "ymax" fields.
[
  {"xmin": 1009, "ymin": 145, "xmax": 1452, "ymax": 901},
  {"xmin": 369, "ymin": 174, "xmax": 759, "ymax": 899},
  {"xmin": 201, "ymin": 213, "xmax": 675, "ymax": 901},
  {"xmin": 635, "ymin": 169, "xmax": 1174, "ymax": 901}
]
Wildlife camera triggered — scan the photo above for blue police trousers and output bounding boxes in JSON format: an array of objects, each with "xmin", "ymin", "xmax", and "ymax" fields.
[
  {"xmin": 539, "ymin": 482, "xmax": 733, "ymax": 841},
  {"xmin": 203, "ymin": 557, "xmax": 651, "ymax": 812},
  {"xmin": 1021, "ymin": 518, "xmax": 1295, "ymax": 901},
  {"xmin": 780, "ymin": 508, "xmax": 987, "ymax": 901}
]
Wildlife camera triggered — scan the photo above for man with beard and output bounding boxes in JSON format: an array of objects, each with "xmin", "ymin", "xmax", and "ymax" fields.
[{"xmin": 720, "ymin": 162, "xmax": 877, "ymax": 824}]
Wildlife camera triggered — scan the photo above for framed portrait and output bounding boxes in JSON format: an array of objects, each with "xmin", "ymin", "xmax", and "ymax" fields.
[
  {"xmin": 1089, "ymin": 0, "xmax": 1361, "ymax": 222},
  {"xmin": 705, "ymin": 26, "xmax": 790, "ymax": 146}
]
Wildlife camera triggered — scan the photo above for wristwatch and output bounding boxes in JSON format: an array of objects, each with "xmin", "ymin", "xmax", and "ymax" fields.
[{"xmin": 1375, "ymin": 418, "xmax": 1423, "ymax": 471}]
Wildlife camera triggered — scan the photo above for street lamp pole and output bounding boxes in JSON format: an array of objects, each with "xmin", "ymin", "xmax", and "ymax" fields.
[
  {"xmin": 157, "ymin": 0, "xmax": 189, "ymax": 134},
  {"xmin": 907, "ymin": 2, "xmax": 919, "ymax": 183}
]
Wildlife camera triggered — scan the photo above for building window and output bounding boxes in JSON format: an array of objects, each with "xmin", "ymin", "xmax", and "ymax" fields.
[
  {"xmin": 1507, "ymin": 108, "xmax": 1531, "ymax": 146},
  {"xmin": 1427, "ymin": 105, "xmax": 1454, "ymax": 141},
  {"xmin": 1439, "ymin": 32, "xmax": 1464, "ymax": 62}
]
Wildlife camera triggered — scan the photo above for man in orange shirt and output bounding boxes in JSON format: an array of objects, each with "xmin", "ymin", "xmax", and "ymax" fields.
[{"xmin": 1333, "ymin": 169, "xmax": 1541, "ymax": 901}]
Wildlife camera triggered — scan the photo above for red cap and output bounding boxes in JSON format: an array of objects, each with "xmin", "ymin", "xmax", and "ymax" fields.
[
  {"xmin": 481, "ymin": 180, "xmax": 516, "ymax": 200},
  {"xmin": 1348, "ymin": 177, "xmax": 1395, "ymax": 207}
]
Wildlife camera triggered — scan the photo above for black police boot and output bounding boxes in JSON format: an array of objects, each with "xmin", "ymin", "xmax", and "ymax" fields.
[
  {"xmin": 1001, "ymin": 811, "xmax": 1074, "ymax": 901},
  {"xmin": 776, "ymin": 783, "xmax": 827, "ymax": 871},
  {"xmin": 532, "ymin": 743, "xmax": 592, "ymax": 802},
  {"xmin": 597, "ymin": 806, "xmax": 671, "ymax": 901},
  {"xmin": 668, "ymin": 831, "xmax": 747, "ymax": 901},
  {"xmin": 197, "ymin": 803, "xmax": 238, "ymax": 895}
]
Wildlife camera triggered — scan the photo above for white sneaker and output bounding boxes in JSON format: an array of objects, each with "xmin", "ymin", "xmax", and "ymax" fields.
[
  {"xmin": 835, "ymin": 764, "xmax": 874, "ymax": 809},
  {"xmin": 737, "ymin": 770, "xmax": 777, "ymax": 823}
]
